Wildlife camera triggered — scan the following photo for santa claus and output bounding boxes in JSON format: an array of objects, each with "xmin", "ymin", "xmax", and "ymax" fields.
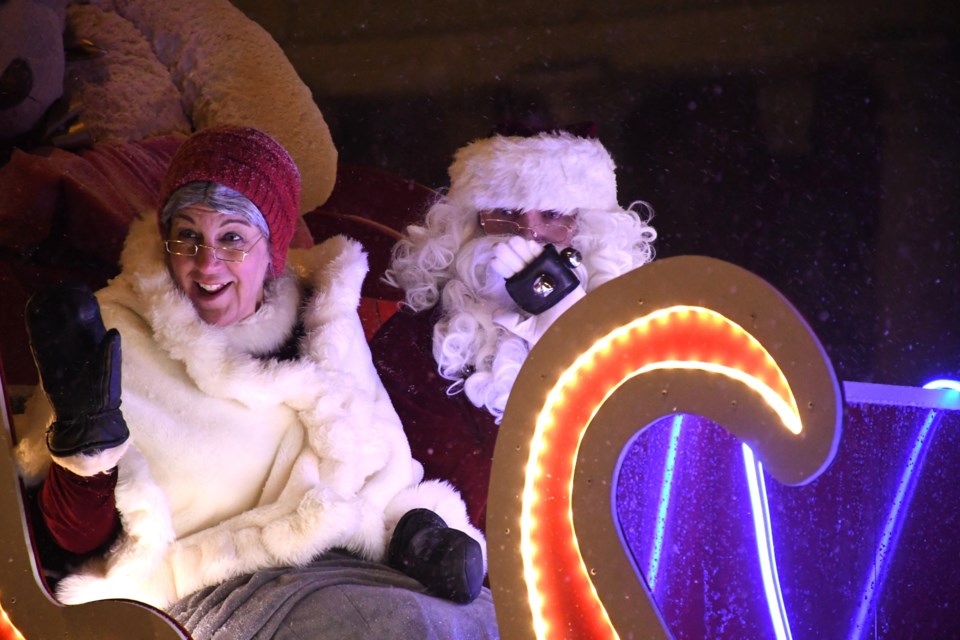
[{"xmin": 371, "ymin": 124, "xmax": 658, "ymax": 533}]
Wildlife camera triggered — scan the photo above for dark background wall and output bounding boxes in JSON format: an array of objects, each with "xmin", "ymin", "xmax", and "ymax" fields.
[{"xmin": 233, "ymin": 0, "xmax": 960, "ymax": 387}]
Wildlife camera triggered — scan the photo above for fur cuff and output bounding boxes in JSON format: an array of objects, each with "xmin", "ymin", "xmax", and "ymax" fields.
[{"xmin": 52, "ymin": 440, "xmax": 130, "ymax": 477}]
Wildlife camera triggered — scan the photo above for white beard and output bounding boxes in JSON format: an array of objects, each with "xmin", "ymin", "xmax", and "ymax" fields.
[
  {"xmin": 393, "ymin": 203, "xmax": 657, "ymax": 422},
  {"xmin": 431, "ymin": 235, "xmax": 546, "ymax": 422}
]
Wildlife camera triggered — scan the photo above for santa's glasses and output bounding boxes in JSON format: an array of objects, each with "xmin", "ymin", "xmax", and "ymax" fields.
[{"xmin": 478, "ymin": 209, "xmax": 575, "ymax": 245}]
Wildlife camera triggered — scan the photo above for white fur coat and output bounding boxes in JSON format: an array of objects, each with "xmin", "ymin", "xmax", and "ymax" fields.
[{"xmin": 15, "ymin": 215, "xmax": 483, "ymax": 609}]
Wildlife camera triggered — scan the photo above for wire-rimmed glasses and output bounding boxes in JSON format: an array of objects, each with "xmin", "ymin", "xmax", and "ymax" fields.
[
  {"xmin": 164, "ymin": 235, "xmax": 264, "ymax": 263},
  {"xmin": 478, "ymin": 209, "xmax": 575, "ymax": 245}
]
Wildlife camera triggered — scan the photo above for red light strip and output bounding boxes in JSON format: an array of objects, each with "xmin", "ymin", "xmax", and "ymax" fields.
[
  {"xmin": 521, "ymin": 305, "xmax": 801, "ymax": 638},
  {"xmin": 0, "ymin": 602, "xmax": 25, "ymax": 640}
]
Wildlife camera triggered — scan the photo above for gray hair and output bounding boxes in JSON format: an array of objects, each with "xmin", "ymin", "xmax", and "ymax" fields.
[{"xmin": 159, "ymin": 181, "xmax": 270, "ymax": 239}]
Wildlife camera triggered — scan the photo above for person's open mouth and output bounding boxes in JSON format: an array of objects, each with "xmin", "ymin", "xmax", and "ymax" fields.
[{"xmin": 196, "ymin": 281, "xmax": 230, "ymax": 297}]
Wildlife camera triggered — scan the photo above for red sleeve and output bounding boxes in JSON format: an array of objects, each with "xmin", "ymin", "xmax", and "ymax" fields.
[
  {"xmin": 39, "ymin": 463, "xmax": 121, "ymax": 554},
  {"xmin": 371, "ymin": 308, "xmax": 498, "ymax": 535}
]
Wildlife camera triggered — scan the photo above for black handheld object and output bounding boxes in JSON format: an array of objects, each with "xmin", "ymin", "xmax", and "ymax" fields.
[
  {"xmin": 25, "ymin": 283, "xmax": 129, "ymax": 457},
  {"xmin": 504, "ymin": 244, "xmax": 581, "ymax": 315}
]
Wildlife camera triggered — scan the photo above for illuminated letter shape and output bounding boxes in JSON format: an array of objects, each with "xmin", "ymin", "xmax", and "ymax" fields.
[{"xmin": 488, "ymin": 255, "xmax": 842, "ymax": 639}]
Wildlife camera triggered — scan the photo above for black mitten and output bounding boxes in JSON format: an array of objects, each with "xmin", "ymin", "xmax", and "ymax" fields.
[
  {"xmin": 388, "ymin": 508, "xmax": 483, "ymax": 603},
  {"xmin": 25, "ymin": 283, "xmax": 129, "ymax": 457}
]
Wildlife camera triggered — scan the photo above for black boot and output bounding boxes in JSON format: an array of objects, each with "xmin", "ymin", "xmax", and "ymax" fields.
[
  {"xmin": 25, "ymin": 283, "xmax": 129, "ymax": 457},
  {"xmin": 388, "ymin": 508, "xmax": 483, "ymax": 604}
]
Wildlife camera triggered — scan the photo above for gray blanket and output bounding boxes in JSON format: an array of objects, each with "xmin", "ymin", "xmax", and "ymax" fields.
[{"xmin": 168, "ymin": 549, "xmax": 500, "ymax": 639}]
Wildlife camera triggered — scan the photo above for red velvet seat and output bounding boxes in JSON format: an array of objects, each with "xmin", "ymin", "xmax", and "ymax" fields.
[{"xmin": 303, "ymin": 162, "xmax": 438, "ymax": 340}]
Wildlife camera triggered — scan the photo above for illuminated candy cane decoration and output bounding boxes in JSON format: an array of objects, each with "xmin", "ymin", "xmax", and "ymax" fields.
[
  {"xmin": 488, "ymin": 256, "xmax": 842, "ymax": 639},
  {"xmin": 525, "ymin": 306, "xmax": 795, "ymax": 638}
]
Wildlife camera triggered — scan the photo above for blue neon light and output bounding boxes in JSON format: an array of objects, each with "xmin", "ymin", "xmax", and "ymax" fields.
[
  {"xmin": 847, "ymin": 407, "xmax": 943, "ymax": 640},
  {"xmin": 923, "ymin": 378, "xmax": 960, "ymax": 392},
  {"xmin": 743, "ymin": 445, "xmax": 793, "ymax": 640},
  {"xmin": 646, "ymin": 414, "xmax": 683, "ymax": 592}
]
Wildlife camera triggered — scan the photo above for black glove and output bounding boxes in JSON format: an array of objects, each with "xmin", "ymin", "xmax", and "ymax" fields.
[
  {"xmin": 388, "ymin": 508, "xmax": 483, "ymax": 603},
  {"xmin": 25, "ymin": 283, "xmax": 129, "ymax": 457}
]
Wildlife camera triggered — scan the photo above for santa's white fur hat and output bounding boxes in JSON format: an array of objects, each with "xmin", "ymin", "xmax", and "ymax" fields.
[{"xmin": 446, "ymin": 132, "xmax": 619, "ymax": 213}]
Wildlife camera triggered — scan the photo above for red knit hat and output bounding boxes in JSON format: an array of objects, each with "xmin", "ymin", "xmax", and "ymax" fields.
[{"xmin": 159, "ymin": 125, "xmax": 301, "ymax": 274}]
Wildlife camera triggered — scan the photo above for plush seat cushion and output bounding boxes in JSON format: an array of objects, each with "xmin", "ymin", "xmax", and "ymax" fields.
[
  {"xmin": 0, "ymin": 136, "xmax": 185, "ymax": 256},
  {"xmin": 0, "ymin": 137, "xmax": 184, "ymax": 384}
]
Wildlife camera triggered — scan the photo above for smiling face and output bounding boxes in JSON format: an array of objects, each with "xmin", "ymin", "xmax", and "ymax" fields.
[{"xmin": 166, "ymin": 205, "xmax": 270, "ymax": 326}]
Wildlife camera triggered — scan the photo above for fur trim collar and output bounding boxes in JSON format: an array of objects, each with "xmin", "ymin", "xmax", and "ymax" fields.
[{"xmin": 103, "ymin": 216, "xmax": 369, "ymax": 410}]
